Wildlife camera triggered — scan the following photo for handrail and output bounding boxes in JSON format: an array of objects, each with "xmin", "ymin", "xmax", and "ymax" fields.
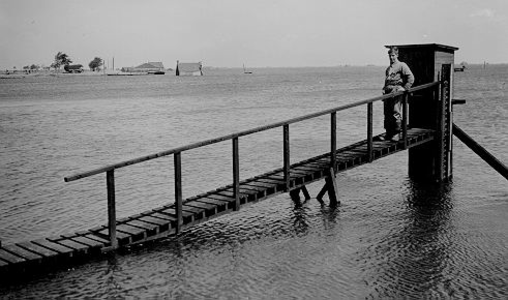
[
  {"xmin": 63, "ymin": 81, "xmax": 440, "ymax": 248},
  {"xmin": 64, "ymin": 81, "xmax": 439, "ymax": 182}
]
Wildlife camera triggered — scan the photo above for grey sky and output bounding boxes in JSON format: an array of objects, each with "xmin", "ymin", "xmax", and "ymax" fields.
[{"xmin": 1, "ymin": 0, "xmax": 506, "ymax": 69}]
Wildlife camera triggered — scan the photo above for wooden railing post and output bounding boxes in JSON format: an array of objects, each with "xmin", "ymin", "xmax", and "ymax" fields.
[
  {"xmin": 402, "ymin": 92, "xmax": 409, "ymax": 149},
  {"xmin": 330, "ymin": 112, "xmax": 337, "ymax": 171},
  {"xmin": 367, "ymin": 102, "xmax": 373, "ymax": 162},
  {"xmin": 232, "ymin": 137, "xmax": 240, "ymax": 211},
  {"xmin": 106, "ymin": 170, "xmax": 118, "ymax": 249},
  {"xmin": 174, "ymin": 152, "xmax": 183, "ymax": 234},
  {"xmin": 283, "ymin": 124, "xmax": 290, "ymax": 191}
]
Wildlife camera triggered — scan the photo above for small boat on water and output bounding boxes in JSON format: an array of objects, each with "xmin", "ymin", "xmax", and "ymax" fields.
[
  {"xmin": 454, "ymin": 65, "xmax": 466, "ymax": 72},
  {"xmin": 243, "ymin": 64, "xmax": 253, "ymax": 74}
]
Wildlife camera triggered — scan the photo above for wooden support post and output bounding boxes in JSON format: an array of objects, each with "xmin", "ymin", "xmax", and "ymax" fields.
[
  {"xmin": 290, "ymin": 186, "xmax": 311, "ymax": 202},
  {"xmin": 106, "ymin": 170, "xmax": 118, "ymax": 249},
  {"xmin": 174, "ymin": 152, "xmax": 183, "ymax": 234},
  {"xmin": 316, "ymin": 168, "xmax": 340, "ymax": 206},
  {"xmin": 453, "ymin": 123, "xmax": 508, "ymax": 180},
  {"xmin": 325, "ymin": 167, "xmax": 340, "ymax": 207},
  {"xmin": 289, "ymin": 189, "xmax": 300, "ymax": 202},
  {"xmin": 283, "ymin": 124, "xmax": 290, "ymax": 191},
  {"xmin": 232, "ymin": 137, "xmax": 240, "ymax": 211},
  {"xmin": 316, "ymin": 183, "xmax": 328, "ymax": 202},
  {"xmin": 330, "ymin": 112, "xmax": 337, "ymax": 171},
  {"xmin": 367, "ymin": 102, "xmax": 373, "ymax": 162},
  {"xmin": 300, "ymin": 186, "xmax": 311, "ymax": 200}
]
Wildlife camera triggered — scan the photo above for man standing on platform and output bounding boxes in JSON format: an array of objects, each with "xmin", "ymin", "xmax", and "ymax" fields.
[{"xmin": 379, "ymin": 46, "xmax": 415, "ymax": 141}]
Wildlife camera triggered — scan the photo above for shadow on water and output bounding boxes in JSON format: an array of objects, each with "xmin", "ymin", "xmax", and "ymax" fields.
[{"xmin": 362, "ymin": 180, "xmax": 457, "ymax": 299}]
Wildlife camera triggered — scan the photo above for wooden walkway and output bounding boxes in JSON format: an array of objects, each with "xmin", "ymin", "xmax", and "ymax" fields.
[{"xmin": 0, "ymin": 128, "xmax": 434, "ymax": 278}]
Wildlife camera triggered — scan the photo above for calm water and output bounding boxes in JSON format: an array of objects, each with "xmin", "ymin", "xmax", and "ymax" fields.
[{"xmin": 0, "ymin": 66, "xmax": 507, "ymax": 299}]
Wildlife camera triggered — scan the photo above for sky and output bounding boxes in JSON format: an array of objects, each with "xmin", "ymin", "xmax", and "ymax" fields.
[{"xmin": 1, "ymin": 0, "xmax": 507, "ymax": 69}]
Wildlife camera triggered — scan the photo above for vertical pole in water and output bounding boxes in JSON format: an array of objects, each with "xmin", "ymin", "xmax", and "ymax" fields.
[
  {"xmin": 367, "ymin": 102, "xmax": 373, "ymax": 162},
  {"xmin": 283, "ymin": 125, "xmax": 290, "ymax": 191},
  {"xmin": 233, "ymin": 137, "xmax": 240, "ymax": 211},
  {"xmin": 330, "ymin": 112, "xmax": 337, "ymax": 171},
  {"xmin": 174, "ymin": 152, "xmax": 183, "ymax": 234},
  {"xmin": 106, "ymin": 170, "xmax": 118, "ymax": 249}
]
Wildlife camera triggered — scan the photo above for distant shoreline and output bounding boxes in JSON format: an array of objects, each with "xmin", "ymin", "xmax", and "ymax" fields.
[
  {"xmin": 0, "ymin": 70, "xmax": 112, "ymax": 79},
  {"xmin": 0, "ymin": 70, "xmax": 173, "ymax": 79}
]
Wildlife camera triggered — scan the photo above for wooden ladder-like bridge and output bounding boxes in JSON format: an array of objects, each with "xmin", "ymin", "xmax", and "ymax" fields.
[
  {"xmin": 7, "ymin": 43, "xmax": 506, "ymax": 280},
  {"xmin": 0, "ymin": 79, "xmax": 439, "ymax": 278}
]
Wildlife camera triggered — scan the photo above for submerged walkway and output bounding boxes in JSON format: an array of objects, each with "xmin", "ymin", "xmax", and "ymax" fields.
[{"xmin": 0, "ymin": 128, "xmax": 434, "ymax": 277}]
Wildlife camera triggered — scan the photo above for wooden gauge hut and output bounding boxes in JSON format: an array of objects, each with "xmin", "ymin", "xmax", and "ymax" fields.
[{"xmin": 176, "ymin": 61, "xmax": 203, "ymax": 76}]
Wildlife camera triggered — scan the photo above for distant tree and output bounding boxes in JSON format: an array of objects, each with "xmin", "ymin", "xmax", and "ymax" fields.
[
  {"xmin": 30, "ymin": 64, "xmax": 40, "ymax": 70},
  {"xmin": 89, "ymin": 57, "xmax": 103, "ymax": 71},
  {"xmin": 53, "ymin": 52, "xmax": 72, "ymax": 72}
]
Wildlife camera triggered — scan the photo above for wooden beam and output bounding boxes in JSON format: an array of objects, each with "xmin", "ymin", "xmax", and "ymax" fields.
[{"xmin": 325, "ymin": 167, "xmax": 340, "ymax": 207}]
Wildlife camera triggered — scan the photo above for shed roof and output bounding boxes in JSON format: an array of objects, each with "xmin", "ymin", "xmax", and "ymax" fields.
[{"xmin": 136, "ymin": 62, "xmax": 164, "ymax": 69}]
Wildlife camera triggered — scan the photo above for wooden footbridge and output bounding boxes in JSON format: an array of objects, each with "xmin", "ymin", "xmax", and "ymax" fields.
[{"xmin": 1, "ymin": 44, "xmax": 506, "ymax": 280}]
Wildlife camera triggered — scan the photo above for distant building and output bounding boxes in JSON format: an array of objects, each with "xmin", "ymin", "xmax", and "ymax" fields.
[
  {"xmin": 176, "ymin": 61, "xmax": 203, "ymax": 76},
  {"xmin": 121, "ymin": 62, "xmax": 165, "ymax": 74},
  {"xmin": 64, "ymin": 64, "xmax": 84, "ymax": 73}
]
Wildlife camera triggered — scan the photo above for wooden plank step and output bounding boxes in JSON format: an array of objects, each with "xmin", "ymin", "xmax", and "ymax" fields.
[
  {"xmin": 238, "ymin": 183, "xmax": 267, "ymax": 191},
  {"xmin": 81, "ymin": 234, "xmax": 111, "ymax": 245},
  {"xmin": 181, "ymin": 205, "xmax": 205, "ymax": 215},
  {"xmin": 137, "ymin": 215, "xmax": 171, "ymax": 226},
  {"xmin": 92, "ymin": 229, "xmax": 132, "ymax": 243},
  {"xmin": 16, "ymin": 241, "xmax": 60, "ymax": 258},
  {"xmin": 157, "ymin": 207, "xmax": 194, "ymax": 218},
  {"xmin": 50, "ymin": 238, "xmax": 90, "ymax": 254},
  {"xmin": 269, "ymin": 172, "xmax": 301, "ymax": 180},
  {"xmin": 289, "ymin": 169, "xmax": 312, "ymax": 176},
  {"xmin": 254, "ymin": 177, "xmax": 285, "ymax": 185},
  {"xmin": 1, "ymin": 244, "xmax": 44, "ymax": 262},
  {"xmin": 115, "ymin": 224, "xmax": 147, "ymax": 237},
  {"xmin": 70, "ymin": 236, "xmax": 107, "ymax": 248},
  {"xmin": 195, "ymin": 197, "xmax": 229, "ymax": 208},
  {"xmin": 32, "ymin": 239, "xmax": 74, "ymax": 257},
  {"xmin": 124, "ymin": 219, "xmax": 159, "ymax": 232},
  {"xmin": 215, "ymin": 190, "xmax": 251, "ymax": 204},
  {"xmin": 205, "ymin": 193, "xmax": 235, "ymax": 202},
  {"xmin": 243, "ymin": 180, "xmax": 276, "ymax": 189},
  {"xmin": 293, "ymin": 164, "xmax": 325, "ymax": 172},
  {"xmin": 0, "ymin": 248, "xmax": 26, "ymax": 264},
  {"xmin": 184, "ymin": 200, "xmax": 216, "ymax": 210},
  {"xmin": 216, "ymin": 189, "xmax": 252, "ymax": 198},
  {"xmin": 149, "ymin": 212, "xmax": 178, "ymax": 223}
]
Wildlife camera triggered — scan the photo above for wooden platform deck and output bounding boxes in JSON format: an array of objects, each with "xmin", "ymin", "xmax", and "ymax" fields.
[{"xmin": 0, "ymin": 128, "xmax": 434, "ymax": 278}]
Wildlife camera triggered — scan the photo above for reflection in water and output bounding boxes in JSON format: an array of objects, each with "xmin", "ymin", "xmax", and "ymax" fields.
[{"xmin": 361, "ymin": 180, "xmax": 455, "ymax": 298}]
